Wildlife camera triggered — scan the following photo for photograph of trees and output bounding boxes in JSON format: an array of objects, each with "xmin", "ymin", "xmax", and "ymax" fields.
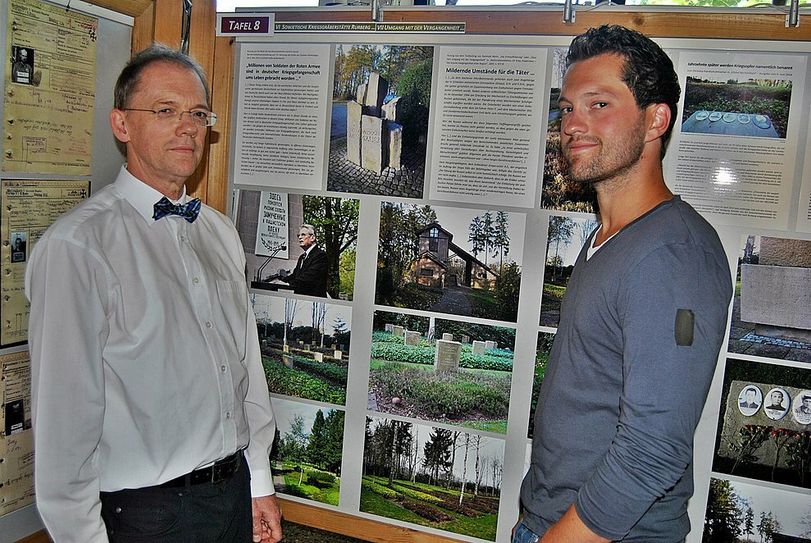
[
  {"xmin": 361, "ymin": 416, "xmax": 503, "ymax": 541},
  {"xmin": 703, "ymin": 477, "xmax": 811, "ymax": 542},
  {"xmin": 541, "ymin": 47, "xmax": 596, "ymax": 212},
  {"xmin": 236, "ymin": 190, "xmax": 359, "ymax": 300},
  {"xmin": 727, "ymin": 235, "xmax": 811, "ymax": 364},
  {"xmin": 328, "ymin": 44, "xmax": 433, "ymax": 198},
  {"xmin": 712, "ymin": 357, "xmax": 811, "ymax": 489},
  {"xmin": 369, "ymin": 310, "xmax": 516, "ymax": 434},
  {"xmin": 270, "ymin": 397, "xmax": 344, "ymax": 506},
  {"xmin": 540, "ymin": 214, "xmax": 598, "ymax": 328},
  {"xmin": 681, "ymin": 76, "xmax": 791, "ymax": 138},
  {"xmin": 527, "ymin": 332, "xmax": 555, "ymax": 439},
  {"xmin": 253, "ymin": 294, "xmax": 351, "ymax": 405},
  {"xmin": 376, "ymin": 201, "xmax": 524, "ymax": 322}
]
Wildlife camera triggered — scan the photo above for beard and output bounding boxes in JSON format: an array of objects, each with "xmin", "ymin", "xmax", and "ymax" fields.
[{"xmin": 563, "ymin": 119, "xmax": 647, "ymax": 187}]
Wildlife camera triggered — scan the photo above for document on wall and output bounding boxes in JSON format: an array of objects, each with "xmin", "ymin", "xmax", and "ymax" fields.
[
  {"xmin": 796, "ymin": 104, "xmax": 811, "ymax": 233},
  {"xmin": 3, "ymin": 0, "xmax": 97, "ymax": 175},
  {"xmin": 667, "ymin": 51, "xmax": 806, "ymax": 229},
  {"xmin": 234, "ymin": 43, "xmax": 331, "ymax": 190},
  {"xmin": 428, "ymin": 45, "xmax": 546, "ymax": 208},
  {"xmin": 0, "ymin": 180, "xmax": 90, "ymax": 346},
  {"xmin": 0, "ymin": 351, "xmax": 34, "ymax": 516}
]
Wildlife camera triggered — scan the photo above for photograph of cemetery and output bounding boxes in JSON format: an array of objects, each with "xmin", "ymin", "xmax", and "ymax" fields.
[
  {"xmin": 376, "ymin": 202, "xmax": 525, "ymax": 322},
  {"xmin": 270, "ymin": 397, "xmax": 345, "ymax": 506},
  {"xmin": 727, "ymin": 235, "xmax": 811, "ymax": 364},
  {"xmin": 361, "ymin": 415, "xmax": 504, "ymax": 541},
  {"xmin": 539, "ymin": 214, "xmax": 599, "ymax": 328},
  {"xmin": 369, "ymin": 311, "xmax": 516, "ymax": 434},
  {"xmin": 252, "ymin": 294, "xmax": 351, "ymax": 406},
  {"xmin": 540, "ymin": 47, "xmax": 597, "ymax": 212},
  {"xmin": 235, "ymin": 190, "xmax": 359, "ymax": 300},
  {"xmin": 703, "ymin": 477, "xmax": 811, "ymax": 542},
  {"xmin": 712, "ymin": 357, "xmax": 811, "ymax": 489},
  {"xmin": 527, "ymin": 332, "xmax": 555, "ymax": 439},
  {"xmin": 681, "ymin": 76, "xmax": 791, "ymax": 139},
  {"xmin": 328, "ymin": 44, "xmax": 433, "ymax": 198}
]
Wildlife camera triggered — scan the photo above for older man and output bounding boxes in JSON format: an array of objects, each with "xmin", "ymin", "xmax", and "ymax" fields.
[{"xmin": 26, "ymin": 45, "xmax": 282, "ymax": 543}]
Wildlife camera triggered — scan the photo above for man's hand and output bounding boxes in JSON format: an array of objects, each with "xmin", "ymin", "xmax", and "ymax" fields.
[
  {"xmin": 540, "ymin": 505, "xmax": 610, "ymax": 543},
  {"xmin": 252, "ymin": 495, "xmax": 283, "ymax": 543}
]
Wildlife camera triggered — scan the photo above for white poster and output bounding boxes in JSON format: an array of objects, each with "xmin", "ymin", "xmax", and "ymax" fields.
[
  {"xmin": 429, "ymin": 45, "xmax": 546, "ymax": 208},
  {"xmin": 234, "ymin": 43, "xmax": 331, "ymax": 190},
  {"xmin": 254, "ymin": 191, "xmax": 289, "ymax": 258},
  {"xmin": 667, "ymin": 51, "xmax": 806, "ymax": 229}
]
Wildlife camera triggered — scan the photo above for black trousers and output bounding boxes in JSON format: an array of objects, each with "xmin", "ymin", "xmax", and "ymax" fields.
[{"xmin": 100, "ymin": 457, "xmax": 252, "ymax": 543}]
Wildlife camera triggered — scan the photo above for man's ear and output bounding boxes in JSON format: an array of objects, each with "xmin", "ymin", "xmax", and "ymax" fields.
[
  {"xmin": 646, "ymin": 103, "xmax": 671, "ymax": 142},
  {"xmin": 110, "ymin": 109, "xmax": 130, "ymax": 143}
]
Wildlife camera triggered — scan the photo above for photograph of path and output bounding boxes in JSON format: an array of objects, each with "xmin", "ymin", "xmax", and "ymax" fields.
[
  {"xmin": 270, "ymin": 397, "xmax": 344, "ymax": 506},
  {"xmin": 361, "ymin": 415, "xmax": 504, "ymax": 541},
  {"xmin": 369, "ymin": 311, "xmax": 515, "ymax": 434},
  {"xmin": 252, "ymin": 294, "xmax": 351, "ymax": 405},
  {"xmin": 377, "ymin": 202, "xmax": 525, "ymax": 322}
]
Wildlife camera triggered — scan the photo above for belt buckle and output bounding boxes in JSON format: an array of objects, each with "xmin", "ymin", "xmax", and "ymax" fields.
[{"xmin": 211, "ymin": 463, "xmax": 226, "ymax": 484}]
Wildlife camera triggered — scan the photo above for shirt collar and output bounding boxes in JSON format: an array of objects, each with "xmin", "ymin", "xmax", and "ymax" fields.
[{"xmin": 114, "ymin": 165, "xmax": 188, "ymax": 222}]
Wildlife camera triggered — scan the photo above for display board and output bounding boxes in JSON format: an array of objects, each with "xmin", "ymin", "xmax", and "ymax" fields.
[
  {"xmin": 0, "ymin": 1, "xmax": 131, "ymax": 541},
  {"xmin": 231, "ymin": 31, "xmax": 811, "ymax": 543}
]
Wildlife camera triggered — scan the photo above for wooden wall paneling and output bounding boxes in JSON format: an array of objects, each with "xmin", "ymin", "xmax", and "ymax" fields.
[
  {"xmin": 206, "ymin": 36, "xmax": 236, "ymax": 213},
  {"xmin": 279, "ymin": 498, "xmax": 464, "ymax": 542},
  {"xmin": 130, "ymin": 1, "xmax": 155, "ymax": 52}
]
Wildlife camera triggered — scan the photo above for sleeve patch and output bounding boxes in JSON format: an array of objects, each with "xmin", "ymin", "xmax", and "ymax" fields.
[{"xmin": 675, "ymin": 308, "xmax": 694, "ymax": 346}]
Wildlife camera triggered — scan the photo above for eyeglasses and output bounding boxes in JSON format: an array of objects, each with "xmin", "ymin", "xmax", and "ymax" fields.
[{"xmin": 122, "ymin": 107, "xmax": 218, "ymax": 127}]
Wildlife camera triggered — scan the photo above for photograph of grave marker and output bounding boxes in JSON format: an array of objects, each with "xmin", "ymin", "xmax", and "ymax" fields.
[{"xmin": 369, "ymin": 311, "xmax": 515, "ymax": 434}]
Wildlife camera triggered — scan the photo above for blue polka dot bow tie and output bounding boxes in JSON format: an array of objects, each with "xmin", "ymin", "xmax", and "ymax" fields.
[{"xmin": 153, "ymin": 197, "xmax": 201, "ymax": 223}]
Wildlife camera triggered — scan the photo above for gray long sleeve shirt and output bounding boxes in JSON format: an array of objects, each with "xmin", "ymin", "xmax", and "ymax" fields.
[{"xmin": 520, "ymin": 196, "xmax": 732, "ymax": 541}]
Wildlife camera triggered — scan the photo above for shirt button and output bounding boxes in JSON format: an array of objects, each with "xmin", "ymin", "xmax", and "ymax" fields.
[
  {"xmin": 192, "ymin": 277, "xmax": 199, "ymax": 284},
  {"xmin": 220, "ymin": 365, "xmax": 227, "ymax": 373},
  {"xmin": 226, "ymin": 412, "xmax": 232, "ymax": 419},
  {"xmin": 206, "ymin": 321, "xmax": 212, "ymax": 328}
]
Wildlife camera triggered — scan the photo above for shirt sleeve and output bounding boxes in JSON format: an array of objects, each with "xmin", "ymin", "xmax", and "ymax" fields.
[
  {"xmin": 575, "ymin": 244, "xmax": 731, "ymax": 539},
  {"xmin": 26, "ymin": 237, "xmax": 111, "ymax": 543},
  {"xmin": 240, "ymin": 261, "xmax": 277, "ymax": 498}
]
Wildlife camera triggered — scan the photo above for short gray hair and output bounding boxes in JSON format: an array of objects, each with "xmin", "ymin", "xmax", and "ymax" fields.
[{"xmin": 299, "ymin": 224, "xmax": 316, "ymax": 238}]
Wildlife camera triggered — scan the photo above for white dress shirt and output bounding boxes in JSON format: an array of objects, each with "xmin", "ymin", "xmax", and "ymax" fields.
[{"xmin": 25, "ymin": 166, "xmax": 276, "ymax": 543}]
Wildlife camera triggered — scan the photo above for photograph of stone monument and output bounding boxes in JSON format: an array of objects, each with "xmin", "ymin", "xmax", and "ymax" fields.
[
  {"xmin": 376, "ymin": 202, "xmax": 525, "ymax": 322},
  {"xmin": 360, "ymin": 414, "xmax": 504, "ymax": 541},
  {"xmin": 369, "ymin": 310, "xmax": 515, "ymax": 434},
  {"xmin": 712, "ymin": 357, "xmax": 811, "ymax": 489},
  {"xmin": 728, "ymin": 235, "xmax": 811, "ymax": 364},
  {"xmin": 328, "ymin": 44, "xmax": 433, "ymax": 198}
]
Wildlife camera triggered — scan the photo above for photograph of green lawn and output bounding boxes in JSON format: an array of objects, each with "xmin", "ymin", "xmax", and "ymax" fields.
[
  {"xmin": 270, "ymin": 397, "xmax": 344, "ymax": 506},
  {"xmin": 369, "ymin": 311, "xmax": 515, "ymax": 434},
  {"xmin": 361, "ymin": 415, "xmax": 504, "ymax": 541},
  {"xmin": 252, "ymin": 294, "xmax": 352, "ymax": 405}
]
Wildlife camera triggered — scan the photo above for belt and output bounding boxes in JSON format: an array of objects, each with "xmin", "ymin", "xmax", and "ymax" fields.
[{"xmin": 159, "ymin": 450, "xmax": 242, "ymax": 488}]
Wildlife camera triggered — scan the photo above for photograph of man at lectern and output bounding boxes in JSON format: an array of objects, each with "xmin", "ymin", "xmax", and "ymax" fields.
[
  {"xmin": 361, "ymin": 414, "xmax": 504, "ymax": 542},
  {"xmin": 369, "ymin": 310, "xmax": 515, "ymax": 434},
  {"xmin": 680, "ymin": 76, "xmax": 790, "ymax": 138},
  {"xmin": 727, "ymin": 235, "xmax": 811, "ymax": 363},
  {"xmin": 268, "ymin": 397, "xmax": 345, "ymax": 506},
  {"xmin": 376, "ymin": 202, "xmax": 524, "ymax": 322},
  {"xmin": 712, "ymin": 357, "xmax": 811, "ymax": 490},
  {"xmin": 235, "ymin": 189, "xmax": 358, "ymax": 300},
  {"xmin": 252, "ymin": 293, "xmax": 351, "ymax": 406},
  {"xmin": 328, "ymin": 44, "xmax": 433, "ymax": 199}
]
